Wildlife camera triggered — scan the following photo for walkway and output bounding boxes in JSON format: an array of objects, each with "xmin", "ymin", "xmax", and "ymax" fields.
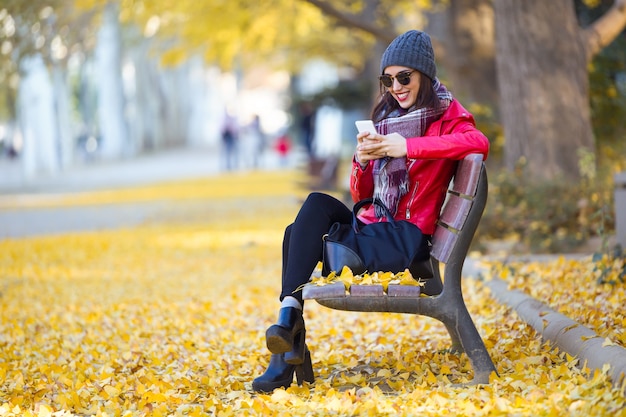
[{"xmin": 0, "ymin": 146, "xmax": 292, "ymax": 238}]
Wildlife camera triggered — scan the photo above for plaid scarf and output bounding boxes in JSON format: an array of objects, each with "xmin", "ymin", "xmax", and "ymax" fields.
[{"xmin": 373, "ymin": 79, "xmax": 453, "ymax": 218}]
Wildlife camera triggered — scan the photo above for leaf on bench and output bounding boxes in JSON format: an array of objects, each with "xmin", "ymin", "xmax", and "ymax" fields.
[{"xmin": 303, "ymin": 282, "xmax": 421, "ymax": 300}]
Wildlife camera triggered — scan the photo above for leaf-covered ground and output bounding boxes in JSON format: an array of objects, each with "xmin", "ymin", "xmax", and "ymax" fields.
[
  {"xmin": 484, "ymin": 257, "xmax": 626, "ymax": 350},
  {"xmin": 0, "ymin": 171, "xmax": 624, "ymax": 416}
]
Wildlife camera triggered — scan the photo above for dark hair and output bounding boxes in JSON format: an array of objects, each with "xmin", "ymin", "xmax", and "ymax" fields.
[{"xmin": 371, "ymin": 72, "xmax": 441, "ymax": 123}]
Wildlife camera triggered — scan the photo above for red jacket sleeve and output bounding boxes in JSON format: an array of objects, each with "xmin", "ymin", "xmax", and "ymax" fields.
[
  {"xmin": 350, "ymin": 158, "xmax": 374, "ymax": 203},
  {"xmin": 406, "ymin": 101, "xmax": 489, "ymax": 160},
  {"xmin": 406, "ymin": 122, "xmax": 489, "ymax": 160}
]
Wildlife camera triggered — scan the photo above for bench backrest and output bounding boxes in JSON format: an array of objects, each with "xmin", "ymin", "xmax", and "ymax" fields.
[{"xmin": 430, "ymin": 153, "xmax": 486, "ymax": 264}]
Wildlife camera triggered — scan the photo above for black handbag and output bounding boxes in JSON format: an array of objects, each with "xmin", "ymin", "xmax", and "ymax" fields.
[{"xmin": 322, "ymin": 198, "xmax": 432, "ymax": 278}]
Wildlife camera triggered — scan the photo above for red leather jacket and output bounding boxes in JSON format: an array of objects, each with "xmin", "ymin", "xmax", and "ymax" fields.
[{"xmin": 350, "ymin": 100, "xmax": 489, "ymax": 235}]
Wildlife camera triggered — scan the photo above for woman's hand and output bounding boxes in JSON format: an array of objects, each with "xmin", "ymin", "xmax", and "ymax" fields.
[{"xmin": 355, "ymin": 131, "xmax": 407, "ymax": 163}]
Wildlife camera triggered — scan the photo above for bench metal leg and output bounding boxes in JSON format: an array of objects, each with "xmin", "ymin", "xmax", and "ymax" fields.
[
  {"xmin": 442, "ymin": 322, "xmax": 464, "ymax": 354},
  {"xmin": 447, "ymin": 303, "xmax": 497, "ymax": 384},
  {"xmin": 417, "ymin": 291, "xmax": 497, "ymax": 384}
]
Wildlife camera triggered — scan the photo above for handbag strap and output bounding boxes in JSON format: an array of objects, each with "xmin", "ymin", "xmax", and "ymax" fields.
[{"xmin": 351, "ymin": 198, "xmax": 397, "ymax": 232}]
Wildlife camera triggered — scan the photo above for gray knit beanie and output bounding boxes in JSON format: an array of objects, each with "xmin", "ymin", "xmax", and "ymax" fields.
[{"xmin": 380, "ymin": 30, "xmax": 436, "ymax": 80}]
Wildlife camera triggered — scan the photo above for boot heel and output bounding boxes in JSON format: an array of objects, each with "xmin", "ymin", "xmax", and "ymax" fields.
[
  {"xmin": 294, "ymin": 348, "xmax": 314, "ymax": 385},
  {"xmin": 266, "ymin": 325, "xmax": 292, "ymax": 354},
  {"xmin": 284, "ymin": 329, "xmax": 305, "ymax": 365},
  {"xmin": 265, "ymin": 307, "xmax": 304, "ymax": 354}
]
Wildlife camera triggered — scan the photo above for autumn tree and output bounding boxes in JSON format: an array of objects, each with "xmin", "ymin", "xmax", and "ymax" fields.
[
  {"xmin": 425, "ymin": 0, "xmax": 497, "ymax": 107},
  {"xmin": 8, "ymin": 0, "xmax": 624, "ymax": 181},
  {"xmin": 135, "ymin": 0, "xmax": 625, "ymax": 184},
  {"xmin": 495, "ymin": 0, "xmax": 626, "ymax": 182},
  {"xmin": 89, "ymin": 0, "xmax": 439, "ymax": 99},
  {"xmin": 0, "ymin": 1, "xmax": 96, "ymax": 172}
]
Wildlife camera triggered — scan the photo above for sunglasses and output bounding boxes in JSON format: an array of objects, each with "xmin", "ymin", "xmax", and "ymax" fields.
[{"xmin": 378, "ymin": 71, "xmax": 415, "ymax": 88}]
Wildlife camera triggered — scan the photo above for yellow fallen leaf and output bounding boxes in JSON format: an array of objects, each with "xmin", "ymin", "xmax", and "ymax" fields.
[
  {"xmin": 2, "ymin": 171, "xmax": 626, "ymax": 417},
  {"xmin": 270, "ymin": 389, "xmax": 292, "ymax": 404},
  {"xmin": 377, "ymin": 369, "xmax": 392, "ymax": 378},
  {"xmin": 35, "ymin": 405, "xmax": 52, "ymax": 417},
  {"xmin": 602, "ymin": 338, "xmax": 616, "ymax": 347},
  {"xmin": 425, "ymin": 369, "xmax": 437, "ymax": 384}
]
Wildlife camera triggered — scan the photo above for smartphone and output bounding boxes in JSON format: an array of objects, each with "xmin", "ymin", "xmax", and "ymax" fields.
[{"xmin": 355, "ymin": 120, "xmax": 377, "ymax": 134}]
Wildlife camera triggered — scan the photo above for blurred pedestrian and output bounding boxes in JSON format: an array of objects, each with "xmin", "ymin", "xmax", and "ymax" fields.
[
  {"xmin": 242, "ymin": 114, "xmax": 265, "ymax": 169},
  {"xmin": 299, "ymin": 102, "xmax": 316, "ymax": 160},
  {"xmin": 274, "ymin": 131, "xmax": 291, "ymax": 167},
  {"xmin": 221, "ymin": 111, "xmax": 239, "ymax": 171}
]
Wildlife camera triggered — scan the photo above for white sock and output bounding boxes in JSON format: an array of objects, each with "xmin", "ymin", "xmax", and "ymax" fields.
[{"xmin": 281, "ymin": 296, "xmax": 303, "ymax": 310}]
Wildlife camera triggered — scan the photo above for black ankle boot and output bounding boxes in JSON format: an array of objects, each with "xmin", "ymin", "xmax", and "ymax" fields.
[
  {"xmin": 284, "ymin": 328, "xmax": 305, "ymax": 365},
  {"xmin": 252, "ymin": 348, "xmax": 314, "ymax": 393},
  {"xmin": 265, "ymin": 307, "xmax": 304, "ymax": 355}
]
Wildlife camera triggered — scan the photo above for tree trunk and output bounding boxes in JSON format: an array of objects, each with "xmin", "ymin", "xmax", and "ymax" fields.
[
  {"xmin": 95, "ymin": 1, "xmax": 128, "ymax": 159},
  {"xmin": 158, "ymin": 65, "xmax": 192, "ymax": 147},
  {"xmin": 426, "ymin": 0, "xmax": 497, "ymax": 107},
  {"xmin": 186, "ymin": 55, "xmax": 214, "ymax": 147},
  {"xmin": 128, "ymin": 36, "xmax": 163, "ymax": 152},
  {"xmin": 494, "ymin": 0, "xmax": 593, "ymax": 182},
  {"xmin": 17, "ymin": 54, "xmax": 59, "ymax": 179},
  {"xmin": 51, "ymin": 62, "xmax": 74, "ymax": 169}
]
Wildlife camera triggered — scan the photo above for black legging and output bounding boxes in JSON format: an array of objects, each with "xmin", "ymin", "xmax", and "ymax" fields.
[{"xmin": 280, "ymin": 192, "xmax": 353, "ymax": 304}]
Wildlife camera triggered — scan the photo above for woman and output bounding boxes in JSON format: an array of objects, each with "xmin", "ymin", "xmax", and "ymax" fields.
[{"xmin": 252, "ymin": 30, "xmax": 489, "ymax": 393}]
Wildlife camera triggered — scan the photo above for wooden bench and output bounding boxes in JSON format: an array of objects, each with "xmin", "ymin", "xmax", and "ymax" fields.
[{"xmin": 302, "ymin": 153, "xmax": 496, "ymax": 384}]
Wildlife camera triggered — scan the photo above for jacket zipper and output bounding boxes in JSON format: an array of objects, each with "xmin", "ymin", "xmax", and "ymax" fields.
[
  {"xmin": 406, "ymin": 180, "xmax": 419, "ymax": 219},
  {"xmin": 405, "ymin": 160, "xmax": 418, "ymax": 219}
]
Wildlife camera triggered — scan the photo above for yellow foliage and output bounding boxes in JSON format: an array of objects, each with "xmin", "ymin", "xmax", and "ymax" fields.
[
  {"xmin": 485, "ymin": 256, "xmax": 626, "ymax": 349},
  {"xmin": 71, "ymin": 0, "xmax": 400, "ymax": 71},
  {"xmin": 309, "ymin": 267, "xmax": 422, "ymax": 291},
  {"xmin": 0, "ymin": 171, "xmax": 624, "ymax": 416}
]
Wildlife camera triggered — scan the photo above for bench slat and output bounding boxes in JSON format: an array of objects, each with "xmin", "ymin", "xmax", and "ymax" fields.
[
  {"xmin": 438, "ymin": 194, "xmax": 473, "ymax": 231},
  {"xmin": 430, "ymin": 225, "xmax": 458, "ymax": 263},
  {"xmin": 350, "ymin": 285, "xmax": 384, "ymax": 297},
  {"xmin": 302, "ymin": 283, "xmax": 422, "ymax": 300},
  {"xmin": 387, "ymin": 284, "xmax": 421, "ymax": 297},
  {"xmin": 450, "ymin": 154, "xmax": 482, "ymax": 196},
  {"xmin": 302, "ymin": 282, "xmax": 346, "ymax": 299}
]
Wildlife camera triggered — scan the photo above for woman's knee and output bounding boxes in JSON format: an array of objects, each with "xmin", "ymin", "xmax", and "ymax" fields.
[
  {"xmin": 299, "ymin": 193, "xmax": 334, "ymax": 218},
  {"xmin": 298, "ymin": 192, "xmax": 350, "ymax": 224},
  {"xmin": 302, "ymin": 192, "xmax": 344, "ymax": 212},
  {"xmin": 304, "ymin": 192, "xmax": 331, "ymax": 206}
]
